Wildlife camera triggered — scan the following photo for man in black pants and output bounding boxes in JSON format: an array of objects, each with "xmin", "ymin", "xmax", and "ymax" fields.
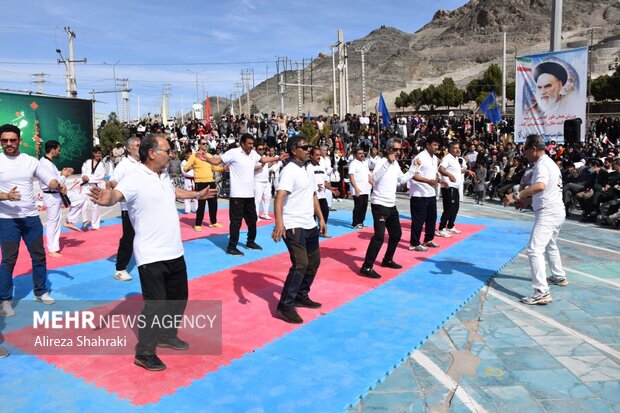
[
  {"xmin": 360, "ymin": 138, "xmax": 415, "ymax": 278},
  {"xmin": 205, "ymin": 134, "xmax": 285, "ymax": 256},
  {"xmin": 309, "ymin": 147, "xmax": 339, "ymax": 237},
  {"xmin": 348, "ymin": 147, "xmax": 372, "ymax": 229},
  {"xmin": 408, "ymin": 136, "xmax": 441, "ymax": 252},
  {"xmin": 89, "ymin": 134, "xmax": 218, "ymax": 371},
  {"xmin": 436, "ymin": 142, "xmax": 474, "ymax": 238},
  {"xmin": 108, "ymin": 136, "xmax": 141, "ymax": 281}
]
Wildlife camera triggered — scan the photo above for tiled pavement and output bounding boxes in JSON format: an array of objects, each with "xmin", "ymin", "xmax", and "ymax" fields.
[{"xmin": 349, "ymin": 197, "xmax": 619, "ymax": 413}]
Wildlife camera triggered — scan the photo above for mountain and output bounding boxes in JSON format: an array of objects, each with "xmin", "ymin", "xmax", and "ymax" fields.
[{"xmin": 248, "ymin": 0, "xmax": 620, "ymax": 115}]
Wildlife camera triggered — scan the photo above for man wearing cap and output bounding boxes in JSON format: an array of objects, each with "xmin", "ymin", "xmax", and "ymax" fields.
[{"xmin": 503, "ymin": 134, "xmax": 567, "ymax": 305}]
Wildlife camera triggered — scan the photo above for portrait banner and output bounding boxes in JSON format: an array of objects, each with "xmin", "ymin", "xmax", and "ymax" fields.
[{"xmin": 515, "ymin": 47, "xmax": 588, "ymax": 143}]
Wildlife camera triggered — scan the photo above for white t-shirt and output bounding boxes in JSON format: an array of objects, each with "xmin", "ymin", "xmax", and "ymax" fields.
[
  {"xmin": 112, "ymin": 156, "xmax": 141, "ymax": 212},
  {"xmin": 408, "ymin": 150, "xmax": 438, "ymax": 197},
  {"xmin": 221, "ymin": 147, "xmax": 261, "ymax": 198},
  {"xmin": 371, "ymin": 158, "xmax": 415, "ymax": 208},
  {"xmin": 0, "ymin": 153, "xmax": 55, "ymax": 218},
  {"xmin": 308, "ymin": 162, "xmax": 328, "ymax": 200},
  {"xmin": 530, "ymin": 154, "xmax": 564, "ymax": 215},
  {"xmin": 254, "ymin": 162, "xmax": 270, "ymax": 183},
  {"xmin": 440, "ymin": 153, "xmax": 463, "ymax": 189},
  {"xmin": 38, "ymin": 157, "xmax": 65, "ymax": 191},
  {"xmin": 277, "ymin": 161, "xmax": 317, "ymax": 230},
  {"xmin": 115, "ymin": 164, "xmax": 184, "ymax": 266},
  {"xmin": 348, "ymin": 158, "xmax": 371, "ymax": 195}
]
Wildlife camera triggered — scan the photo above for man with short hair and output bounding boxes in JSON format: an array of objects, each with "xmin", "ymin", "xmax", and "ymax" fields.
[
  {"xmin": 108, "ymin": 136, "xmax": 141, "ymax": 281},
  {"xmin": 0, "ymin": 124, "xmax": 67, "ymax": 316},
  {"xmin": 81, "ymin": 146, "xmax": 107, "ymax": 230},
  {"xmin": 204, "ymin": 133, "xmax": 284, "ymax": 256},
  {"xmin": 503, "ymin": 134, "xmax": 567, "ymax": 305},
  {"xmin": 272, "ymin": 136, "xmax": 326, "ymax": 324},
  {"xmin": 254, "ymin": 143, "xmax": 274, "ymax": 220},
  {"xmin": 89, "ymin": 134, "xmax": 218, "ymax": 371},
  {"xmin": 348, "ymin": 147, "xmax": 372, "ymax": 229},
  {"xmin": 309, "ymin": 147, "xmax": 339, "ymax": 237},
  {"xmin": 39, "ymin": 140, "xmax": 74, "ymax": 257}
]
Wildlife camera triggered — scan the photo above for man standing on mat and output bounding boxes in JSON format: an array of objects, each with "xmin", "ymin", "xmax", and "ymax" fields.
[
  {"xmin": 360, "ymin": 138, "xmax": 417, "ymax": 279},
  {"xmin": 108, "ymin": 136, "xmax": 141, "ymax": 281},
  {"xmin": 204, "ymin": 133, "xmax": 285, "ymax": 256},
  {"xmin": 89, "ymin": 134, "xmax": 218, "ymax": 371},
  {"xmin": 81, "ymin": 146, "xmax": 107, "ymax": 230},
  {"xmin": 272, "ymin": 136, "xmax": 326, "ymax": 324},
  {"xmin": 309, "ymin": 147, "xmax": 339, "ymax": 237},
  {"xmin": 348, "ymin": 147, "xmax": 372, "ymax": 229},
  {"xmin": 503, "ymin": 134, "xmax": 567, "ymax": 305}
]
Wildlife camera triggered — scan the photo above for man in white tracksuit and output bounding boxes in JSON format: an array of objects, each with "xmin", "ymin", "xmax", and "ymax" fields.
[{"xmin": 503, "ymin": 134, "xmax": 567, "ymax": 305}]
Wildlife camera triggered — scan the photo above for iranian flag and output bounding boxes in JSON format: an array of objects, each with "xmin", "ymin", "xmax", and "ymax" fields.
[{"xmin": 516, "ymin": 56, "xmax": 532, "ymax": 72}]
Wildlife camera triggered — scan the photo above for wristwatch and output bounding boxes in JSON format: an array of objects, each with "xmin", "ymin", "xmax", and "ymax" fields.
[
  {"xmin": 513, "ymin": 190, "xmax": 521, "ymax": 201},
  {"xmin": 195, "ymin": 191, "xmax": 201, "ymax": 200}
]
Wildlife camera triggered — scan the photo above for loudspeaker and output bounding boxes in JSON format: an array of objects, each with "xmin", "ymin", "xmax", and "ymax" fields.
[{"xmin": 564, "ymin": 118, "xmax": 582, "ymax": 145}]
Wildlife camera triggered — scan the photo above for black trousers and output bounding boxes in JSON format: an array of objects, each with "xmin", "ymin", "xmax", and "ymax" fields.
[
  {"xmin": 363, "ymin": 204, "xmax": 402, "ymax": 268},
  {"xmin": 136, "ymin": 256, "xmax": 188, "ymax": 355},
  {"xmin": 409, "ymin": 196, "xmax": 437, "ymax": 246},
  {"xmin": 116, "ymin": 211, "xmax": 135, "ymax": 271},
  {"xmin": 279, "ymin": 226, "xmax": 321, "ymax": 309},
  {"xmin": 318, "ymin": 198, "xmax": 329, "ymax": 223},
  {"xmin": 439, "ymin": 187, "xmax": 460, "ymax": 230},
  {"xmin": 228, "ymin": 197, "xmax": 257, "ymax": 249},
  {"xmin": 195, "ymin": 182, "xmax": 218, "ymax": 226},
  {"xmin": 352, "ymin": 194, "xmax": 369, "ymax": 226}
]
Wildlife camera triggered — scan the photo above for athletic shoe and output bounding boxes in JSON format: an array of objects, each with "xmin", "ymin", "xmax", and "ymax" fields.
[
  {"xmin": 246, "ymin": 241, "xmax": 263, "ymax": 250},
  {"xmin": 435, "ymin": 229, "xmax": 452, "ymax": 238},
  {"xmin": 359, "ymin": 266, "xmax": 381, "ymax": 278},
  {"xmin": 320, "ymin": 233, "xmax": 333, "ymax": 238},
  {"xmin": 424, "ymin": 241, "xmax": 440, "ymax": 248},
  {"xmin": 208, "ymin": 223, "xmax": 223, "ymax": 228},
  {"xmin": 0, "ymin": 300, "xmax": 15, "ymax": 317},
  {"xmin": 294, "ymin": 296, "xmax": 322, "ymax": 308},
  {"xmin": 114, "ymin": 270, "xmax": 132, "ymax": 281},
  {"xmin": 0, "ymin": 346, "xmax": 9, "ymax": 358},
  {"xmin": 520, "ymin": 289, "xmax": 552, "ymax": 305},
  {"xmin": 276, "ymin": 306, "xmax": 303, "ymax": 324},
  {"xmin": 34, "ymin": 292, "xmax": 56, "ymax": 305},
  {"xmin": 194, "ymin": 226, "xmax": 203, "ymax": 232},
  {"xmin": 409, "ymin": 245, "xmax": 428, "ymax": 252},
  {"xmin": 134, "ymin": 354, "xmax": 166, "ymax": 371},
  {"xmin": 257, "ymin": 217, "xmax": 262, "ymax": 223},
  {"xmin": 226, "ymin": 247, "xmax": 244, "ymax": 256},
  {"xmin": 448, "ymin": 228, "xmax": 461, "ymax": 234},
  {"xmin": 547, "ymin": 276, "xmax": 569, "ymax": 287},
  {"xmin": 354, "ymin": 224, "xmax": 364, "ymax": 229},
  {"xmin": 380, "ymin": 260, "xmax": 403, "ymax": 269},
  {"xmin": 260, "ymin": 214, "xmax": 271, "ymax": 220}
]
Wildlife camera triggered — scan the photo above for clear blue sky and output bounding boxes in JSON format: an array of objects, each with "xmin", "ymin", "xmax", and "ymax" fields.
[{"xmin": 0, "ymin": 0, "xmax": 468, "ymax": 119}]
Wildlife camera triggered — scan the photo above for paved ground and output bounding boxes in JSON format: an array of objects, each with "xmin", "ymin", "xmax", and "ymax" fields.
[{"xmin": 348, "ymin": 194, "xmax": 620, "ymax": 413}]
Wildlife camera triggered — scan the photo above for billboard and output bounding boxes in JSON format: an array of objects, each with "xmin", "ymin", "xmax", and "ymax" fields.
[
  {"xmin": 0, "ymin": 92, "xmax": 93, "ymax": 170},
  {"xmin": 515, "ymin": 47, "xmax": 588, "ymax": 143}
]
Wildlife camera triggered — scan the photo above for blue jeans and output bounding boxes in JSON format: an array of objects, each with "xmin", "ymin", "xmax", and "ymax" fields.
[{"xmin": 0, "ymin": 216, "xmax": 49, "ymax": 300}]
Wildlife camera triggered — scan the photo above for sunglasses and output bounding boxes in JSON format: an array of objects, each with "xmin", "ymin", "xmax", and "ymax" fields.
[
  {"xmin": 199, "ymin": 142, "xmax": 207, "ymax": 145},
  {"xmin": 298, "ymin": 145, "xmax": 310, "ymax": 151},
  {"xmin": 390, "ymin": 147, "xmax": 403, "ymax": 152},
  {"xmin": 1, "ymin": 138, "xmax": 19, "ymax": 144}
]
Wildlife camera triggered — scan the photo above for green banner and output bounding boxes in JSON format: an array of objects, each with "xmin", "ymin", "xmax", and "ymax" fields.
[{"xmin": 0, "ymin": 92, "xmax": 93, "ymax": 171}]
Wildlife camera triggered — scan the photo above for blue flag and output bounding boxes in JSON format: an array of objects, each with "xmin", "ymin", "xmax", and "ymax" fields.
[
  {"xmin": 378, "ymin": 93, "xmax": 391, "ymax": 128},
  {"xmin": 479, "ymin": 92, "xmax": 502, "ymax": 124}
]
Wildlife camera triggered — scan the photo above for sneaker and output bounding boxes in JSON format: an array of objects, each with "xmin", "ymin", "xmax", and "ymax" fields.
[
  {"xmin": 409, "ymin": 245, "xmax": 428, "ymax": 252},
  {"xmin": 448, "ymin": 228, "xmax": 461, "ymax": 234},
  {"xmin": 34, "ymin": 292, "xmax": 56, "ymax": 305},
  {"xmin": 157, "ymin": 337, "xmax": 189, "ymax": 351},
  {"xmin": 359, "ymin": 266, "xmax": 381, "ymax": 278},
  {"xmin": 257, "ymin": 217, "xmax": 262, "ymax": 223},
  {"xmin": 194, "ymin": 225, "xmax": 203, "ymax": 232},
  {"xmin": 0, "ymin": 346, "xmax": 8, "ymax": 358},
  {"xmin": 424, "ymin": 241, "xmax": 440, "ymax": 248},
  {"xmin": 547, "ymin": 276, "xmax": 569, "ymax": 287},
  {"xmin": 114, "ymin": 270, "xmax": 132, "ymax": 281},
  {"xmin": 294, "ymin": 296, "xmax": 322, "ymax": 308},
  {"xmin": 260, "ymin": 214, "xmax": 271, "ymax": 220},
  {"xmin": 276, "ymin": 305, "xmax": 303, "ymax": 324},
  {"xmin": 354, "ymin": 224, "xmax": 364, "ymax": 229},
  {"xmin": 0, "ymin": 300, "xmax": 15, "ymax": 317},
  {"xmin": 208, "ymin": 223, "xmax": 223, "ymax": 228},
  {"xmin": 380, "ymin": 260, "xmax": 403, "ymax": 269},
  {"xmin": 226, "ymin": 247, "xmax": 244, "ymax": 256},
  {"xmin": 329, "ymin": 207, "xmax": 337, "ymax": 211},
  {"xmin": 246, "ymin": 241, "xmax": 263, "ymax": 250},
  {"xmin": 320, "ymin": 233, "xmax": 333, "ymax": 238},
  {"xmin": 134, "ymin": 354, "xmax": 167, "ymax": 371},
  {"xmin": 435, "ymin": 229, "xmax": 452, "ymax": 238},
  {"xmin": 520, "ymin": 289, "xmax": 552, "ymax": 305}
]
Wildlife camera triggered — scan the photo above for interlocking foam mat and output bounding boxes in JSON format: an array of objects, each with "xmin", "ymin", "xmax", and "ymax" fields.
[{"xmin": 0, "ymin": 210, "xmax": 530, "ymax": 412}]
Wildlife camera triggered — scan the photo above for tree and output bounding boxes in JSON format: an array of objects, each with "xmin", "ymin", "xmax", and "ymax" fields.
[
  {"xmin": 591, "ymin": 75, "xmax": 611, "ymax": 102},
  {"xmin": 394, "ymin": 91, "xmax": 410, "ymax": 111},
  {"xmin": 421, "ymin": 85, "xmax": 438, "ymax": 111},
  {"xmin": 506, "ymin": 81, "xmax": 515, "ymax": 101},
  {"xmin": 435, "ymin": 77, "xmax": 464, "ymax": 108},
  {"xmin": 464, "ymin": 64, "xmax": 504, "ymax": 103},
  {"xmin": 300, "ymin": 120, "xmax": 319, "ymax": 145},
  {"xmin": 409, "ymin": 89, "xmax": 423, "ymax": 111},
  {"xmin": 99, "ymin": 112, "xmax": 130, "ymax": 154}
]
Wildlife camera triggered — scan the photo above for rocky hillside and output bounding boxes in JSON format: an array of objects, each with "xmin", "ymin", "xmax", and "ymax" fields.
[{"xmin": 249, "ymin": 0, "xmax": 620, "ymax": 115}]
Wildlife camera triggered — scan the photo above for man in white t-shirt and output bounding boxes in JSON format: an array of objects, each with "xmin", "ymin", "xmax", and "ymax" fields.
[
  {"xmin": 254, "ymin": 143, "xmax": 274, "ymax": 221},
  {"xmin": 436, "ymin": 142, "xmax": 475, "ymax": 238},
  {"xmin": 408, "ymin": 136, "xmax": 441, "ymax": 252},
  {"xmin": 205, "ymin": 133, "xmax": 285, "ymax": 256},
  {"xmin": 89, "ymin": 134, "xmax": 218, "ymax": 371},
  {"xmin": 272, "ymin": 136, "xmax": 326, "ymax": 324},
  {"xmin": 108, "ymin": 136, "xmax": 141, "ymax": 281},
  {"xmin": 503, "ymin": 134, "xmax": 567, "ymax": 305},
  {"xmin": 39, "ymin": 140, "xmax": 73, "ymax": 257},
  {"xmin": 348, "ymin": 147, "xmax": 372, "ymax": 228},
  {"xmin": 309, "ymin": 147, "xmax": 339, "ymax": 237},
  {"xmin": 0, "ymin": 124, "xmax": 67, "ymax": 316}
]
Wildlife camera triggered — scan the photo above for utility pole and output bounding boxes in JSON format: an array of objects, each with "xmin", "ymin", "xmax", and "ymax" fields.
[
  {"xmin": 162, "ymin": 84, "xmax": 171, "ymax": 125},
  {"xmin": 31, "ymin": 73, "xmax": 48, "ymax": 94},
  {"xmin": 64, "ymin": 27, "xmax": 86, "ymax": 98},
  {"xmin": 137, "ymin": 95, "xmax": 141, "ymax": 121},
  {"xmin": 331, "ymin": 44, "xmax": 338, "ymax": 116},
  {"xmin": 502, "ymin": 32, "xmax": 507, "ymax": 114},
  {"xmin": 296, "ymin": 61, "xmax": 302, "ymax": 117},
  {"xmin": 236, "ymin": 82, "xmax": 242, "ymax": 115},
  {"xmin": 344, "ymin": 42, "xmax": 350, "ymax": 114},
  {"xmin": 356, "ymin": 42, "xmax": 374, "ymax": 113},
  {"xmin": 551, "ymin": 0, "xmax": 562, "ymax": 51},
  {"xmin": 241, "ymin": 69, "xmax": 252, "ymax": 116},
  {"xmin": 279, "ymin": 74, "xmax": 285, "ymax": 114},
  {"xmin": 117, "ymin": 79, "xmax": 130, "ymax": 123}
]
